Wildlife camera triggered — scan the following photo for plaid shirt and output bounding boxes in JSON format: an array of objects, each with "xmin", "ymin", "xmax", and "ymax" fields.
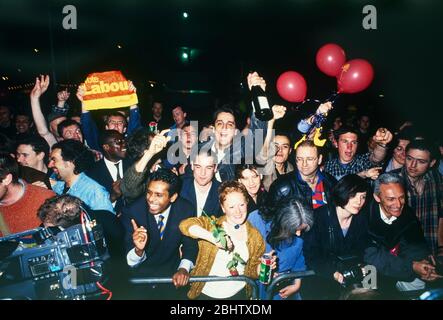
[
  {"xmin": 324, "ymin": 152, "xmax": 374, "ymax": 180},
  {"xmin": 397, "ymin": 167, "xmax": 443, "ymax": 255}
]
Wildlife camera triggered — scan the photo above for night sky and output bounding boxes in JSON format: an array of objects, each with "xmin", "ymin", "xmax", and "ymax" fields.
[{"xmin": 1, "ymin": 0, "xmax": 442, "ymax": 133}]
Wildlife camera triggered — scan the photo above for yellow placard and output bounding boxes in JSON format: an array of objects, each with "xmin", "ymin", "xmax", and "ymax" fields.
[{"xmin": 82, "ymin": 71, "xmax": 138, "ymax": 111}]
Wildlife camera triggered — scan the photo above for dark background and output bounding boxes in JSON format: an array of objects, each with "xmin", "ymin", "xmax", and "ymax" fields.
[{"xmin": 0, "ymin": 0, "xmax": 442, "ymax": 133}]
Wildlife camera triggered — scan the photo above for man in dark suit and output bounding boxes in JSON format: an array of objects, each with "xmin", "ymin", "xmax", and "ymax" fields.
[
  {"xmin": 86, "ymin": 130, "xmax": 131, "ymax": 215},
  {"xmin": 120, "ymin": 169, "xmax": 198, "ymax": 299},
  {"xmin": 180, "ymin": 149, "xmax": 222, "ymax": 217}
]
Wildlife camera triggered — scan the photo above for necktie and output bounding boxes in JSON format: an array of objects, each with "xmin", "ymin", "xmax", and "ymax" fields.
[
  {"xmin": 62, "ymin": 184, "xmax": 70, "ymax": 194},
  {"xmin": 157, "ymin": 215, "xmax": 165, "ymax": 240},
  {"xmin": 115, "ymin": 162, "xmax": 122, "ymax": 180}
]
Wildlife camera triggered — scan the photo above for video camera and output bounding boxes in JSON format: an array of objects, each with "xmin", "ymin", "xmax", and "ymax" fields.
[
  {"xmin": 336, "ymin": 255, "xmax": 364, "ymax": 287},
  {"xmin": 0, "ymin": 222, "xmax": 109, "ymax": 300}
]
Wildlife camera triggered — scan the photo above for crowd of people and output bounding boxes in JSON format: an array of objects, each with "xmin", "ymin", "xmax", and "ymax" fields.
[{"xmin": 0, "ymin": 71, "xmax": 442, "ymax": 300}]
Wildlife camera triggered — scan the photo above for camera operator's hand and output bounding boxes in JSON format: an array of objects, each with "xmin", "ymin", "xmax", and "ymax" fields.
[
  {"xmin": 333, "ymin": 271, "xmax": 345, "ymax": 284},
  {"xmin": 172, "ymin": 268, "xmax": 190, "ymax": 288},
  {"xmin": 131, "ymin": 219, "xmax": 148, "ymax": 257}
]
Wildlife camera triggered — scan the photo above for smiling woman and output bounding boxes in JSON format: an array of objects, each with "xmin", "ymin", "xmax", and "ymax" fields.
[{"xmin": 179, "ymin": 180, "xmax": 267, "ymax": 300}]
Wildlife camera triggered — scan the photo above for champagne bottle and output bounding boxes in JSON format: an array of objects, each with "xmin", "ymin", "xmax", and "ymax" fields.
[{"xmin": 250, "ymin": 85, "xmax": 273, "ymax": 121}]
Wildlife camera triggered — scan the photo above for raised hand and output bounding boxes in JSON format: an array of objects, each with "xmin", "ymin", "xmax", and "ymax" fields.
[
  {"xmin": 131, "ymin": 219, "xmax": 148, "ymax": 256},
  {"xmin": 146, "ymin": 129, "xmax": 171, "ymax": 156},
  {"xmin": 373, "ymin": 128, "xmax": 393, "ymax": 145},
  {"xmin": 365, "ymin": 167, "xmax": 382, "ymax": 180},
  {"xmin": 316, "ymin": 101, "xmax": 333, "ymax": 115},
  {"xmin": 30, "ymin": 75, "xmax": 50, "ymax": 99},
  {"xmin": 128, "ymin": 80, "xmax": 137, "ymax": 93},
  {"xmin": 247, "ymin": 72, "xmax": 266, "ymax": 91},
  {"xmin": 76, "ymin": 84, "xmax": 85, "ymax": 102},
  {"xmin": 272, "ymin": 105, "xmax": 287, "ymax": 121}
]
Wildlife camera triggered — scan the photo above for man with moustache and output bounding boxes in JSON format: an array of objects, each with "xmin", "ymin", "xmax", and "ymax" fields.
[{"xmin": 121, "ymin": 169, "xmax": 198, "ymax": 299}]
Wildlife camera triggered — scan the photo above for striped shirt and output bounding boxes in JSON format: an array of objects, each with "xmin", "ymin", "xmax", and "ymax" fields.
[
  {"xmin": 398, "ymin": 167, "xmax": 443, "ymax": 255},
  {"xmin": 324, "ymin": 152, "xmax": 373, "ymax": 180}
]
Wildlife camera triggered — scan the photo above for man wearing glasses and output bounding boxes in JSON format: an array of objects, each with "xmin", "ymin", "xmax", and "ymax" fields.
[{"xmin": 267, "ymin": 140, "xmax": 337, "ymax": 210}]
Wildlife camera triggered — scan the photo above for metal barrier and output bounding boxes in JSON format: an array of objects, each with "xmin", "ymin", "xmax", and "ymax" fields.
[
  {"xmin": 130, "ymin": 275, "xmax": 260, "ymax": 300},
  {"xmin": 265, "ymin": 271, "xmax": 315, "ymax": 300}
]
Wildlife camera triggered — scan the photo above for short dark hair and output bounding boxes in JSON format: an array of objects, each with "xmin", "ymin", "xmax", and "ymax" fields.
[
  {"xmin": 17, "ymin": 136, "xmax": 50, "ymax": 164},
  {"xmin": 334, "ymin": 126, "xmax": 359, "ymax": 142},
  {"xmin": 99, "ymin": 130, "xmax": 123, "ymax": 147},
  {"xmin": 51, "ymin": 140, "xmax": 94, "ymax": 174},
  {"xmin": 126, "ymin": 128, "xmax": 155, "ymax": 160},
  {"xmin": 172, "ymin": 105, "xmax": 187, "ymax": 114},
  {"xmin": 38, "ymin": 194, "xmax": 82, "ymax": 228},
  {"xmin": 405, "ymin": 139, "xmax": 439, "ymax": 161},
  {"xmin": 235, "ymin": 163, "xmax": 260, "ymax": 180},
  {"xmin": 147, "ymin": 168, "xmax": 181, "ymax": 196},
  {"xmin": 57, "ymin": 119, "xmax": 81, "ymax": 138},
  {"xmin": 331, "ymin": 174, "xmax": 369, "ymax": 208},
  {"xmin": 213, "ymin": 105, "xmax": 236, "ymax": 125},
  {"xmin": 0, "ymin": 153, "xmax": 19, "ymax": 183},
  {"xmin": 274, "ymin": 131, "xmax": 293, "ymax": 146}
]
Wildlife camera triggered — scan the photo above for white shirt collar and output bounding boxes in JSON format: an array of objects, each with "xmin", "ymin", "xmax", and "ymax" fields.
[
  {"xmin": 379, "ymin": 205, "xmax": 397, "ymax": 225},
  {"xmin": 103, "ymin": 157, "xmax": 123, "ymax": 181},
  {"xmin": 155, "ymin": 205, "xmax": 172, "ymax": 225},
  {"xmin": 193, "ymin": 180, "xmax": 212, "ymax": 217}
]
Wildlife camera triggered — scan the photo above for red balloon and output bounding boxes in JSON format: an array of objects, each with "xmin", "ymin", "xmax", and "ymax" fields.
[
  {"xmin": 337, "ymin": 59, "xmax": 374, "ymax": 94},
  {"xmin": 276, "ymin": 71, "xmax": 307, "ymax": 103},
  {"xmin": 316, "ymin": 43, "xmax": 346, "ymax": 77}
]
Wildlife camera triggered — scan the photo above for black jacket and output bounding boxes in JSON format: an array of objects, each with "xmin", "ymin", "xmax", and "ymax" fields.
[
  {"xmin": 86, "ymin": 158, "xmax": 132, "ymax": 213},
  {"xmin": 363, "ymin": 199, "xmax": 430, "ymax": 282},
  {"xmin": 303, "ymin": 202, "xmax": 371, "ymax": 279},
  {"xmin": 120, "ymin": 196, "xmax": 198, "ymax": 277},
  {"xmin": 198, "ymin": 112, "xmax": 268, "ymax": 182},
  {"xmin": 267, "ymin": 169, "xmax": 336, "ymax": 209},
  {"xmin": 180, "ymin": 177, "xmax": 222, "ymax": 217}
]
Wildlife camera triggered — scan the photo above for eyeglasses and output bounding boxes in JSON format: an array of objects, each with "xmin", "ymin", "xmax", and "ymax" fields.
[
  {"xmin": 108, "ymin": 120, "xmax": 125, "ymax": 126},
  {"xmin": 295, "ymin": 157, "xmax": 318, "ymax": 163}
]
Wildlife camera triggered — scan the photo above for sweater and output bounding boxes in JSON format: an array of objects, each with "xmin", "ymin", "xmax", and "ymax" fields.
[
  {"xmin": 179, "ymin": 215, "xmax": 265, "ymax": 299},
  {"xmin": 0, "ymin": 182, "xmax": 55, "ymax": 236}
]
